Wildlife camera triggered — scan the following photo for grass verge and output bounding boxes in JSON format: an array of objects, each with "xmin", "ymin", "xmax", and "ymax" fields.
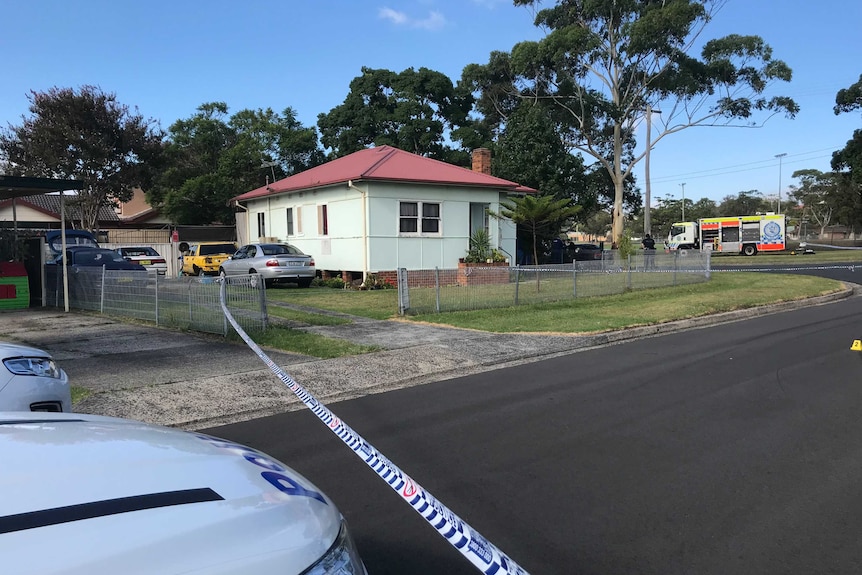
[{"xmin": 407, "ymin": 273, "xmax": 846, "ymax": 333}]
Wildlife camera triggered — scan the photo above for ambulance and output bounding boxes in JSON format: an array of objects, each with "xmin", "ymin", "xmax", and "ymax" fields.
[{"xmin": 666, "ymin": 214, "xmax": 786, "ymax": 256}]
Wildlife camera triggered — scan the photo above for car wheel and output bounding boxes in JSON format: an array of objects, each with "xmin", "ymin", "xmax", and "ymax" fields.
[
  {"xmin": 218, "ymin": 268, "xmax": 227, "ymax": 280},
  {"xmin": 742, "ymin": 244, "xmax": 757, "ymax": 256},
  {"xmin": 248, "ymin": 271, "xmax": 260, "ymax": 289},
  {"xmin": 192, "ymin": 265, "xmax": 201, "ymax": 276}
]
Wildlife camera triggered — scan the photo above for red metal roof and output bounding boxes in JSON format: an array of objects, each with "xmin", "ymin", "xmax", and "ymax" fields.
[{"xmin": 232, "ymin": 146, "xmax": 536, "ymax": 202}]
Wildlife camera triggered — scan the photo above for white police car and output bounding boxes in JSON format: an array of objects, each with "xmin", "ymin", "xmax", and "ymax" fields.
[{"xmin": 0, "ymin": 412, "xmax": 367, "ymax": 575}]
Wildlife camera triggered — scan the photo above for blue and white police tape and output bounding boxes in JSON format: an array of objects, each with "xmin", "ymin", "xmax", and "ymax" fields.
[{"xmin": 218, "ymin": 280, "xmax": 530, "ymax": 575}]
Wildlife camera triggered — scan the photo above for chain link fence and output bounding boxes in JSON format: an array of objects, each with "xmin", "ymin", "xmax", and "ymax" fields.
[
  {"xmin": 44, "ymin": 266, "xmax": 268, "ymax": 335},
  {"xmin": 397, "ymin": 250, "xmax": 711, "ymax": 315}
]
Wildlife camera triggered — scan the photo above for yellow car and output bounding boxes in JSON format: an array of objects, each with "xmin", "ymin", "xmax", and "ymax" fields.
[{"xmin": 181, "ymin": 242, "xmax": 237, "ymax": 276}]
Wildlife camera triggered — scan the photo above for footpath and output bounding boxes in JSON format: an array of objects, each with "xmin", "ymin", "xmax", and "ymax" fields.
[{"xmin": 0, "ymin": 286, "xmax": 855, "ymax": 430}]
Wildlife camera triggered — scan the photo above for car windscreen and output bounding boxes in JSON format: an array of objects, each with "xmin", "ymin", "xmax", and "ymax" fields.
[{"xmin": 199, "ymin": 244, "xmax": 235, "ymax": 255}]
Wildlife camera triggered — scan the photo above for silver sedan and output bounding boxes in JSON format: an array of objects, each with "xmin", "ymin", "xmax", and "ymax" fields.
[{"xmin": 219, "ymin": 243, "xmax": 316, "ymax": 288}]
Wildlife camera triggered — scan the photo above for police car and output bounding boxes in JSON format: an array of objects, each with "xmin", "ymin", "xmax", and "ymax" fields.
[{"xmin": 0, "ymin": 412, "xmax": 367, "ymax": 575}]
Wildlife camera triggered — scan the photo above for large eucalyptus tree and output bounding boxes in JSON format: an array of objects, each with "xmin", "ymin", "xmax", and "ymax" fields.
[{"xmin": 501, "ymin": 0, "xmax": 798, "ymax": 244}]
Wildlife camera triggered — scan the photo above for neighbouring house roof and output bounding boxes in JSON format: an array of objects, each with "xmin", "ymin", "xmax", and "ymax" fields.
[
  {"xmin": 232, "ymin": 145, "xmax": 536, "ymax": 202},
  {"xmin": 0, "ymin": 194, "xmax": 121, "ymax": 223}
]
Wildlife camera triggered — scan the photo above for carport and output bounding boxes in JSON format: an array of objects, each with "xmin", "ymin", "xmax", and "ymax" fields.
[{"xmin": 0, "ymin": 175, "xmax": 85, "ymax": 311}]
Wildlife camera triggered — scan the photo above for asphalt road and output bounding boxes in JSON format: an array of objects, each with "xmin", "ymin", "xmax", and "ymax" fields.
[{"xmin": 206, "ymin": 293, "xmax": 862, "ymax": 575}]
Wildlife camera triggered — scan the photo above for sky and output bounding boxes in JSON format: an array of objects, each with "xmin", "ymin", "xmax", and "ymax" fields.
[{"xmin": 3, "ymin": 0, "xmax": 861, "ymax": 208}]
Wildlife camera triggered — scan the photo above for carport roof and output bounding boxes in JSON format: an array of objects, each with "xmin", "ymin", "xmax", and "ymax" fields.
[{"xmin": 0, "ymin": 175, "xmax": 84, "ymax": 201}]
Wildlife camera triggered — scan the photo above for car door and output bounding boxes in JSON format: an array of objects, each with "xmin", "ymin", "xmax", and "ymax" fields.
[{"xmin": 225, "ymin": 245, "xmax": 253, "ymax": 275}]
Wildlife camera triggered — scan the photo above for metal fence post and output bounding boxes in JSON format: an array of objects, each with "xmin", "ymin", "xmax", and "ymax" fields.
[
  {"xmin": 188, "ymin": 280, "xmax": 193, "ymax": 325},
  {"xmin": 673, "ymin": 251, "xmax": 679, "ymax": 286},
  {"xmin": 435, "ymin": 267, "xmax": 441, "ymax": 313},
  {"xmin": 572, "ymin": 262, "xmax": 577, "ymax": 298},
  {"xmin": 626, "ymin": 255, "xmax": 632, "ymax": 290},
  {"xmin": 397, "ymin": 268, "xmax": 409, "ymax": 315},
  {"xmin": 260, "ymin": 279, "xmax": 269, "ymax": 328},
  {"xmin": 706, "ymin": 250, "xmax": 712, "ymax": 280},
  {"xmin": 100, "ymin": 264, "xmax": 106, "ymax": 314},
  {"xmin": 154, "ymin": 272, "xmax": 160, "ymax": 325},
  {"xmin": 514, "ymin": 265, "xmax": 520, "ymax": 306}
]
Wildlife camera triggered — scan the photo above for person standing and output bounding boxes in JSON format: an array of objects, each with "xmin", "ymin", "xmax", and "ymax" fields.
[{"xmin": 642, "ymin": 234, "xmax": 656, "ymax": 269}]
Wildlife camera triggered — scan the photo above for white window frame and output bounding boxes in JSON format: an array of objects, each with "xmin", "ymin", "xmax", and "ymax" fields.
[{"xmin": 399, "ymin": 200, "xmax": 441, "ymax": 237}]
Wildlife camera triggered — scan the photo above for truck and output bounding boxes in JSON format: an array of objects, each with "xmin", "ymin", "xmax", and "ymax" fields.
[
  {"xmin": 666, "ymin": 214, "xmax": 786, "ymax": 256},
  {"xmin": 180, "ymin": 242, "xmax": 237, "ymax": 276}
]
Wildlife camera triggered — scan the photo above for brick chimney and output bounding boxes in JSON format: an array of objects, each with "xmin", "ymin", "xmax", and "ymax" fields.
[{"xmin": 471, "ymin": 148, "xmax": 491, "ymax": 175}]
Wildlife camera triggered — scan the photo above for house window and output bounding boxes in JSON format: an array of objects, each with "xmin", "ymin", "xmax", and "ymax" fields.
[
  {"xmin": 317, "ymin": 205, "xmax": 328, "ymax": 236},
  {"xmin": 399, "ymin": 201, "xmax": 441, "ymax": 235},
  {"xmin": 286, "ymin": 208, "xmax": 294, "ymax": 236},
  {"xmin": 296, "ymin": 206, "xmax": 302, "ymax": 234},
  {"xmin": 257, "ymin": 212, "xmax": 266, "ymax": 238}
]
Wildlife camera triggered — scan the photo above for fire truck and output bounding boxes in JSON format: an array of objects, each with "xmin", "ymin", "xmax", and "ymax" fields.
[{"xmin": 666, "ymin": 214, "xmax": 786, "ymax": 256}]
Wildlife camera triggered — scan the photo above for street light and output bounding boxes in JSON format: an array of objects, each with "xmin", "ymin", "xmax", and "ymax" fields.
[
  {"xmin": 679, "ymin": 182, "xmax": 686, "ymax": 221},
  {"xmin": 775, "ymin": 153, "xmax": 787, "ymax": 214}
]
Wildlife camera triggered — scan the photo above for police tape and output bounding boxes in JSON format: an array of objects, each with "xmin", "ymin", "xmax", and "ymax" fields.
[{"xmin": 218, "ymin": 280, "xmax": 530, "ymax": 575}]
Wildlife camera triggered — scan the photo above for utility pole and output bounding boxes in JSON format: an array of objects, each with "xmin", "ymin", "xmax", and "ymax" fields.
[
  {"xmin": 679, "ymin": 182, "xmax": 686, "ymax": 221},
  {"xmin": 644, "ymin": 105, "xmax": 661, "ymax": 236},
  {"xmin": 775, "ymin": 153, "xmax": 787, "ymax": 214}
]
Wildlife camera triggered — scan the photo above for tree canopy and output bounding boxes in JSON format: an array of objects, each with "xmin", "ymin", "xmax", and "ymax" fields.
[
  {"xmin": 0, "ymin": 85, "xmax": 164, "ymax": 232},
  {"xmin": 831, "ymin": 74, "xmax": 862, "ymax": 232},
  {"xmin": 317, "ymin": 67, "xmax": 476, "ymax": 164},
  {"xmin": 498, "ymin": 0, "xmax": 797, "ymax": 244},
  {"xmin": 149, "ymin": 102, "xmax": 322, "ymax": 225}
]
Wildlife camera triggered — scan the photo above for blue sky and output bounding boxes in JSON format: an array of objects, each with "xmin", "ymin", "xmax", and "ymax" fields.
[{"xmin": 3, "ymin": 0, "xmax": 860, "ymax": 207}]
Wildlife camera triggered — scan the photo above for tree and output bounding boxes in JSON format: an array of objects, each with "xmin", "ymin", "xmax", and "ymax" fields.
[
  {"xmin": 831, "ymin": 74, "xmax": 862, "ymax": 233},
  {"xmin": 496, "ymin": 194, "xmax": 582, "ymax": 268},
  {"xmin": 492, "ymin": 102, "xmax": 589, "ymax": 203},
  {"xmin": 150, "ymin": 103, "xmax": 322, "ymax": 225},
  {"xmin": 717, "ymin": 190, "xmax": 769, "ymax": 216},
  {"xmin": 503, "ymin": 0, "xmax": 797, "ymax": 245},
  {"xmin": 0, "ymin": 86, "xmax": 164, "ymax": 232},
  {"xmin": 787, "ymin": 169, "xmax": 840, "ymax": 238},
  {"xmin": 317, "ymin": 67, "xmax": 476, "ymax": 163}
]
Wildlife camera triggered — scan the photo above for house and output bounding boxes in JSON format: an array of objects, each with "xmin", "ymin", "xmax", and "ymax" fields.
[{"xmin": 230, "ymin": 147, "xmax": 536, "ymax": 282}]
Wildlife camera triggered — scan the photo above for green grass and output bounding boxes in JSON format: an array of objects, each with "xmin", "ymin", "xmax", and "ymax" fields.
[
  {"xmin": 71, "ymin": 386, "xmax": 91, "ymax": 404},
  {"xmin": 232, "ymin": 326, "xmax": 380, "ymax": 359},
  {"xmin": 407, "ymin": 273, "xmax": 845, "ymax": 333},
  {"xmin": 265, "ymin": 287, "xmax": 398, "ymax": 319},
  {"xmin": 267, "ymin": 305, "xmax": 351, "ymax": 326}
]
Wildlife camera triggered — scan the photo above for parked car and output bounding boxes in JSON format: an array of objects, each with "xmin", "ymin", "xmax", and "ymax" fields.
[
  {"xmin": 57, "ymin": 247, "xmax": 148, "ymax": 272},
  {"xmin": 115, "ymin": 246, "xmax": 168, "ymax": 275},
  {"xmin": 0, "ymin": 341, "xmax": 71, "ymax": 412},
  {"xmin": 0, "ymin": 412, "xmax": 368, "ymax": 575},
  {"xmin": 569, "ymin": 243, "xmax": 611, "ymax": 261},
  {"xmin": 43, "ymin": 229, "xmax": 99, "ymax": 263},
  {"xmin": 181, "ymin": 242, "xmax": 238, "ymax": 276},
  {"xmin": 220, "ymin": 243, "xmax": 316, "ymax": 288}
]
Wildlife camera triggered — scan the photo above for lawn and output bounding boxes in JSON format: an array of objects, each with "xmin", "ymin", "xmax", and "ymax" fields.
[{"xmin": 265, "ymin": 272, "xmax": 847, "ymax": 333}]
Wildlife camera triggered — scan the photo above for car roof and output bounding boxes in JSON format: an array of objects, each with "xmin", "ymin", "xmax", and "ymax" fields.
[{"xmin": 0, "ymin": 412, "xmax": 341, "ymax": 574}]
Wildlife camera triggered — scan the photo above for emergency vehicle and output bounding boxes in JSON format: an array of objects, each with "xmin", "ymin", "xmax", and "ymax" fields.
[{"xmin": 666, "ymin": 214, "xmax": 786, "ymax": 256}]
